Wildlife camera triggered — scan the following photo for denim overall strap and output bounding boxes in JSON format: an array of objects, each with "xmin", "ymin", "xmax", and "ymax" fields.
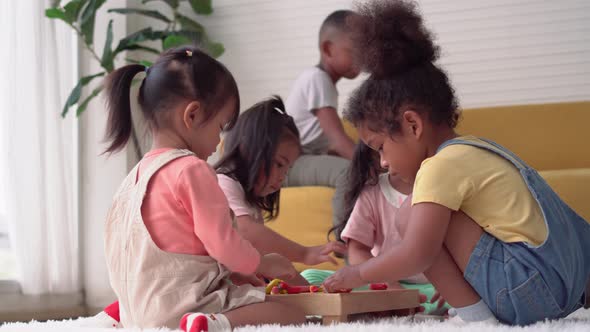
[
  {"xmin": 437, "ymin": 137, "xmax": 590, "ymax": 315},
  {"xmin": 437, "ymin": 137, "xmax": 529, "ymax": 170}
]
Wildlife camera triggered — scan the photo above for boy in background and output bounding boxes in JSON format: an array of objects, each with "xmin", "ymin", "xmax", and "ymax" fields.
[{"xmin": 285, "ymin": 10, "xmax": 360, "ymax": 229}]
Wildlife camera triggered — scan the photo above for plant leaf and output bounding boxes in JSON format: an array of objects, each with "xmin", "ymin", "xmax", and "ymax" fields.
[
  {"xmin": 159, "ymin": 30, "xmax": 203, "ymax": 50},
  {"xmin": 141, "ymin": 0, "xmax": 179, "ymax": 8},
  {"xmin": 175, "ymin": 13, "xmax": 204, "ymax": 33},
  {"xmin": 114, "ymin": 28, "xmax": 166, "ymax": 55},
  {"xmin": 45, "ymin": 8, "xmax": 68, "ymax": 22},
  {"xmin": 200, "ymin": 34, "xmax": 224, "ymax": 58},
  {"xmin": 189, "ymin": 0, "xmax": 213, "ymax": 15},
  {"xmin": 163, "ymin": 34, "xmax": 191, "ymax": 49},
  {"xmin": 123, "ymin": 44, "xmax": 161, "ymax": 55},
  {"xmin": 108, "ymin": 8, "xmax": 171, "ymax": 23},
  {"xmin": 61, "ymin": 72, "xmax": 105, "ymax": 117},
  {"xmin": 205, "ymin": 41, "xmax": 224, "ymax": 58},
  {"xmin": 139, "ymin": 60, "xmax": 154, "ymax": 68},
  {"xmin": 99, "ymin": 20, "xmax": 115, "ymax": 72},
  {"xmin": 76, "ymin": 85, "xmax": 103, "ymax": 116},
  {"xmin": 63, "ymin": 0, "xmax": 86, "ymax": 23},
  {"xmin": 79, "ymin": 0, "xmax": 107, "ymax": 45},
  {"xmin": 100, "ymin": 19, "xmax": 114, "ymax": 72},
  {"xmin": 126, "ymin": 58, "xmax": 154, "ymax": 68}
]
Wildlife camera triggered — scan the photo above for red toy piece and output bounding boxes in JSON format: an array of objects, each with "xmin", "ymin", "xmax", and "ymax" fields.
[
  {"xmin": 369, "ymin": 283, "xmax": 388, "ymax": 290},
  {"xmin": 309, "ymin": 285, "xmax": 321, "ymax": 293},
  {"xmin": 279, "ymin": 282, "xmax": 309, "ymax": 294},
  {"xmin": 266, "ymin": 279, "xmax": 328, "ymax": 295}
]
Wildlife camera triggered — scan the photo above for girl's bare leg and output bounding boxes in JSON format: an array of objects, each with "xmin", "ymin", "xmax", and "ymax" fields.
[
  {"xmin": 422, "ymin": 245, "xmax": 480, "ymax": 307},
  {"xmin": 397, "ymin": 196, "xmax": 482, "ymax": 308}
]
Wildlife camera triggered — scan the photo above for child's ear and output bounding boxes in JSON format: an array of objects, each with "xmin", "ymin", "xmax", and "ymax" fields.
[
  {"xmin": 182, "ymin": 101, "xmax": 202, "ymax": 129},
  {"xmin": 401, "ymin": 109, "xmax": 423, "ymax": 140},
  {"xmin": 321, "ymin": 40, "xmax": 333, "ymax": 58}
]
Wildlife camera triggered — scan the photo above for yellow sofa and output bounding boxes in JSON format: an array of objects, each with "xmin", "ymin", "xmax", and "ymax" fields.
[{"xmin": 268, "ymin": 101, "xmax": 590, "ymax": 271}]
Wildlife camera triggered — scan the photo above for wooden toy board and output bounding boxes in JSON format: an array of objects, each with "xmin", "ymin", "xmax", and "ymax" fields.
[{"xmin": 266, "ymin": 289, "xmax": 420, "ymax": 325}]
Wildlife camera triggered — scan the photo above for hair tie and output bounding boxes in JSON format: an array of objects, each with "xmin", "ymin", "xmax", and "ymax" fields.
[
  {"xmin": 186, "ymin": 50, "xmax": 193, "ymax": 57},
  {"xmin": 274, "ymin": 107, "xmax": 285, "ymax": 115}
]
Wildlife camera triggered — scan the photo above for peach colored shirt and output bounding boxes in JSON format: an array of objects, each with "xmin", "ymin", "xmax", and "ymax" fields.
[
  {"xmin": 217, "ymin": 174, "xmax": 264, "ymax": 224},
  {"xmin": 341, "ymin": 174, "xmax": 428, "ymax": 284},
  {"xmin": 139, "ymin": 148, "xmax": 260, "ymax": 275}
]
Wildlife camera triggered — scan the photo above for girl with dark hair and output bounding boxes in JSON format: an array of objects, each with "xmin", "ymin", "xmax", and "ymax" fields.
[
  {"xmin": 99, "ymin": 46, "xmax": 305, "ymax": 331},
  {"xmin": 329, "ymin": 142, "xmax": 383, "ymax": 242},
  {"xmin": 320, "ymin": 142, "xmax": 449, "ymax": 315},
  {"xmin": 216, "ymin": 96, "xmax": 346, "ymax": 285},
  {"xmin": 324, "ymin": 0, "xmax": 590, "ymax": 326}
]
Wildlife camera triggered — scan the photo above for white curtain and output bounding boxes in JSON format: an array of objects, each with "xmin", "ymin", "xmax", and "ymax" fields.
[{"xmin": 0, "ymin": 1, "xmax": 80, "ymax": 295}]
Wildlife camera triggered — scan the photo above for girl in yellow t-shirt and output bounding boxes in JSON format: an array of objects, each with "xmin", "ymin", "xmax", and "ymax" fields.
[{"xmin": 324, "ymin": 0, "xmax": 590, "ymax": 326}]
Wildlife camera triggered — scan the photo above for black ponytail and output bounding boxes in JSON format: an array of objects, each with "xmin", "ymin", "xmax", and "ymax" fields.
[
  {"xmin": 329, "ymin": 142, "xmax": 381, "ymax": 241},
  {"xmin": 104, "ymin": 64, "xmax": 146, "ymax": 153}
]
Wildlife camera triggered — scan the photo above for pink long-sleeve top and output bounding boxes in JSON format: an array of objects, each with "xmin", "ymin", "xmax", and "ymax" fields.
[{"xmin": 139, "ymin": 148, "xmax": 260, "ymax": 275}]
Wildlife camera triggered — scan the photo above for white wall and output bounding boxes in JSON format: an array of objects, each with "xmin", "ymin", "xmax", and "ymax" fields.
[
  {"xmin": 79, "ymin": 0, "xmax": 128, "ymax": 308},
  {"xmin": 192, "ymin": 0, "xmax": 589, "ymax": 110},
  {"xmin": 196, "ymin": 0, "xmax": 363, "ymax": 111},
  {"xmin": 421, "ymin": 0, "xmax": 590, "ymax": 107}
]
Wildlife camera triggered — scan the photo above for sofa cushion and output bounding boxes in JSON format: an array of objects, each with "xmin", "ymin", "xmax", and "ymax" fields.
[
  {"xmin": 456, "ymin": 101, "xmax": 590, "ymax": 171},
  {"xmin": 342, "ymin": 119, "xmax": 359, "ymax": 143},
  {"xmin": 267, "ymin": 186, "xmax": 346, "ymax": 272},
  {"xmin": 540, "ymin": 168, "xmax": 590, "ymax": 221}
]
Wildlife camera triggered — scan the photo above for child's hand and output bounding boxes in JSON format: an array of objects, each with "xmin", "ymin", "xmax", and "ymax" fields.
[
  {"xmin": 256, "ymin": 253, "xmax": 298, "ymax": 281},
  {"xmin": 430, "ymin": 291, "xmax": 448, "ymax": 312},
  {"xmin": 303, "ymin": 241, "xmax": 347, "ymax": 266},
  {"xmin": 229, "ymin": 273, "xmax": 265, "ymax": 286},
  {"xmin": 322, "ymin": 265, "xmax": 364, "ymax": 292}
]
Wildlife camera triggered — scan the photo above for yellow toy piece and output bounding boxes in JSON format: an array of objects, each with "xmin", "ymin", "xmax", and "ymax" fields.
[{"xmin": 265, "ymin": 279, "xmax": 283, "ymax": 294}]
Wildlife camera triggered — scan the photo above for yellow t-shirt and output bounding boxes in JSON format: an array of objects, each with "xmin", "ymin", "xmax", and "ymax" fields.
[{"xmin": 412, "ymin": 136, "xmax": 547, "ymax": 245}]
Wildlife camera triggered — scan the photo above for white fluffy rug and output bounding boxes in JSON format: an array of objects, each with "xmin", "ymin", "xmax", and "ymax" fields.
[{"xmin": 2, "ymin": 308, "xmax": 589, "ymax": 332}]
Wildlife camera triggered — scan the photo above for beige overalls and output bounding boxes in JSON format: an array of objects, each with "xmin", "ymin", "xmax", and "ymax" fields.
[{"xmin": 104, "ymin": 149, "xmax": 265, "ymax": 328}]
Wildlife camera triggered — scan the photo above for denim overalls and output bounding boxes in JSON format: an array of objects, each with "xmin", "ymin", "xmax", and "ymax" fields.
[{"xmin": 437, "ymin": 137, "xmax": 590, "ymax": 325}]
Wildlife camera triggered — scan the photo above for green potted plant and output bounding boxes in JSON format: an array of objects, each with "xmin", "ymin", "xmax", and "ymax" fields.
[{"xmin": 46, "ymin": 0, "xmax": 224, "ymax": 118}]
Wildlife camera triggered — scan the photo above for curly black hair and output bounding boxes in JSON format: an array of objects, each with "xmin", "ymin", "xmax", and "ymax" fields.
[{"xmin": 345, "ymin": 0, "xmax": 459, "ymax": 135}]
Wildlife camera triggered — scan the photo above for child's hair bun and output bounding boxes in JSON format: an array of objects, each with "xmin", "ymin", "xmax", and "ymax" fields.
[{"xmin": 351, "ymin": 0, "xmax": 439, "ymax": 78}]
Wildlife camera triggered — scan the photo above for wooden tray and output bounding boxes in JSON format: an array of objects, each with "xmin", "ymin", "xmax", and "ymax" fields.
[{"xmin": 266, "ymin": 289, "xmax": 420, "ymax": 324}]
